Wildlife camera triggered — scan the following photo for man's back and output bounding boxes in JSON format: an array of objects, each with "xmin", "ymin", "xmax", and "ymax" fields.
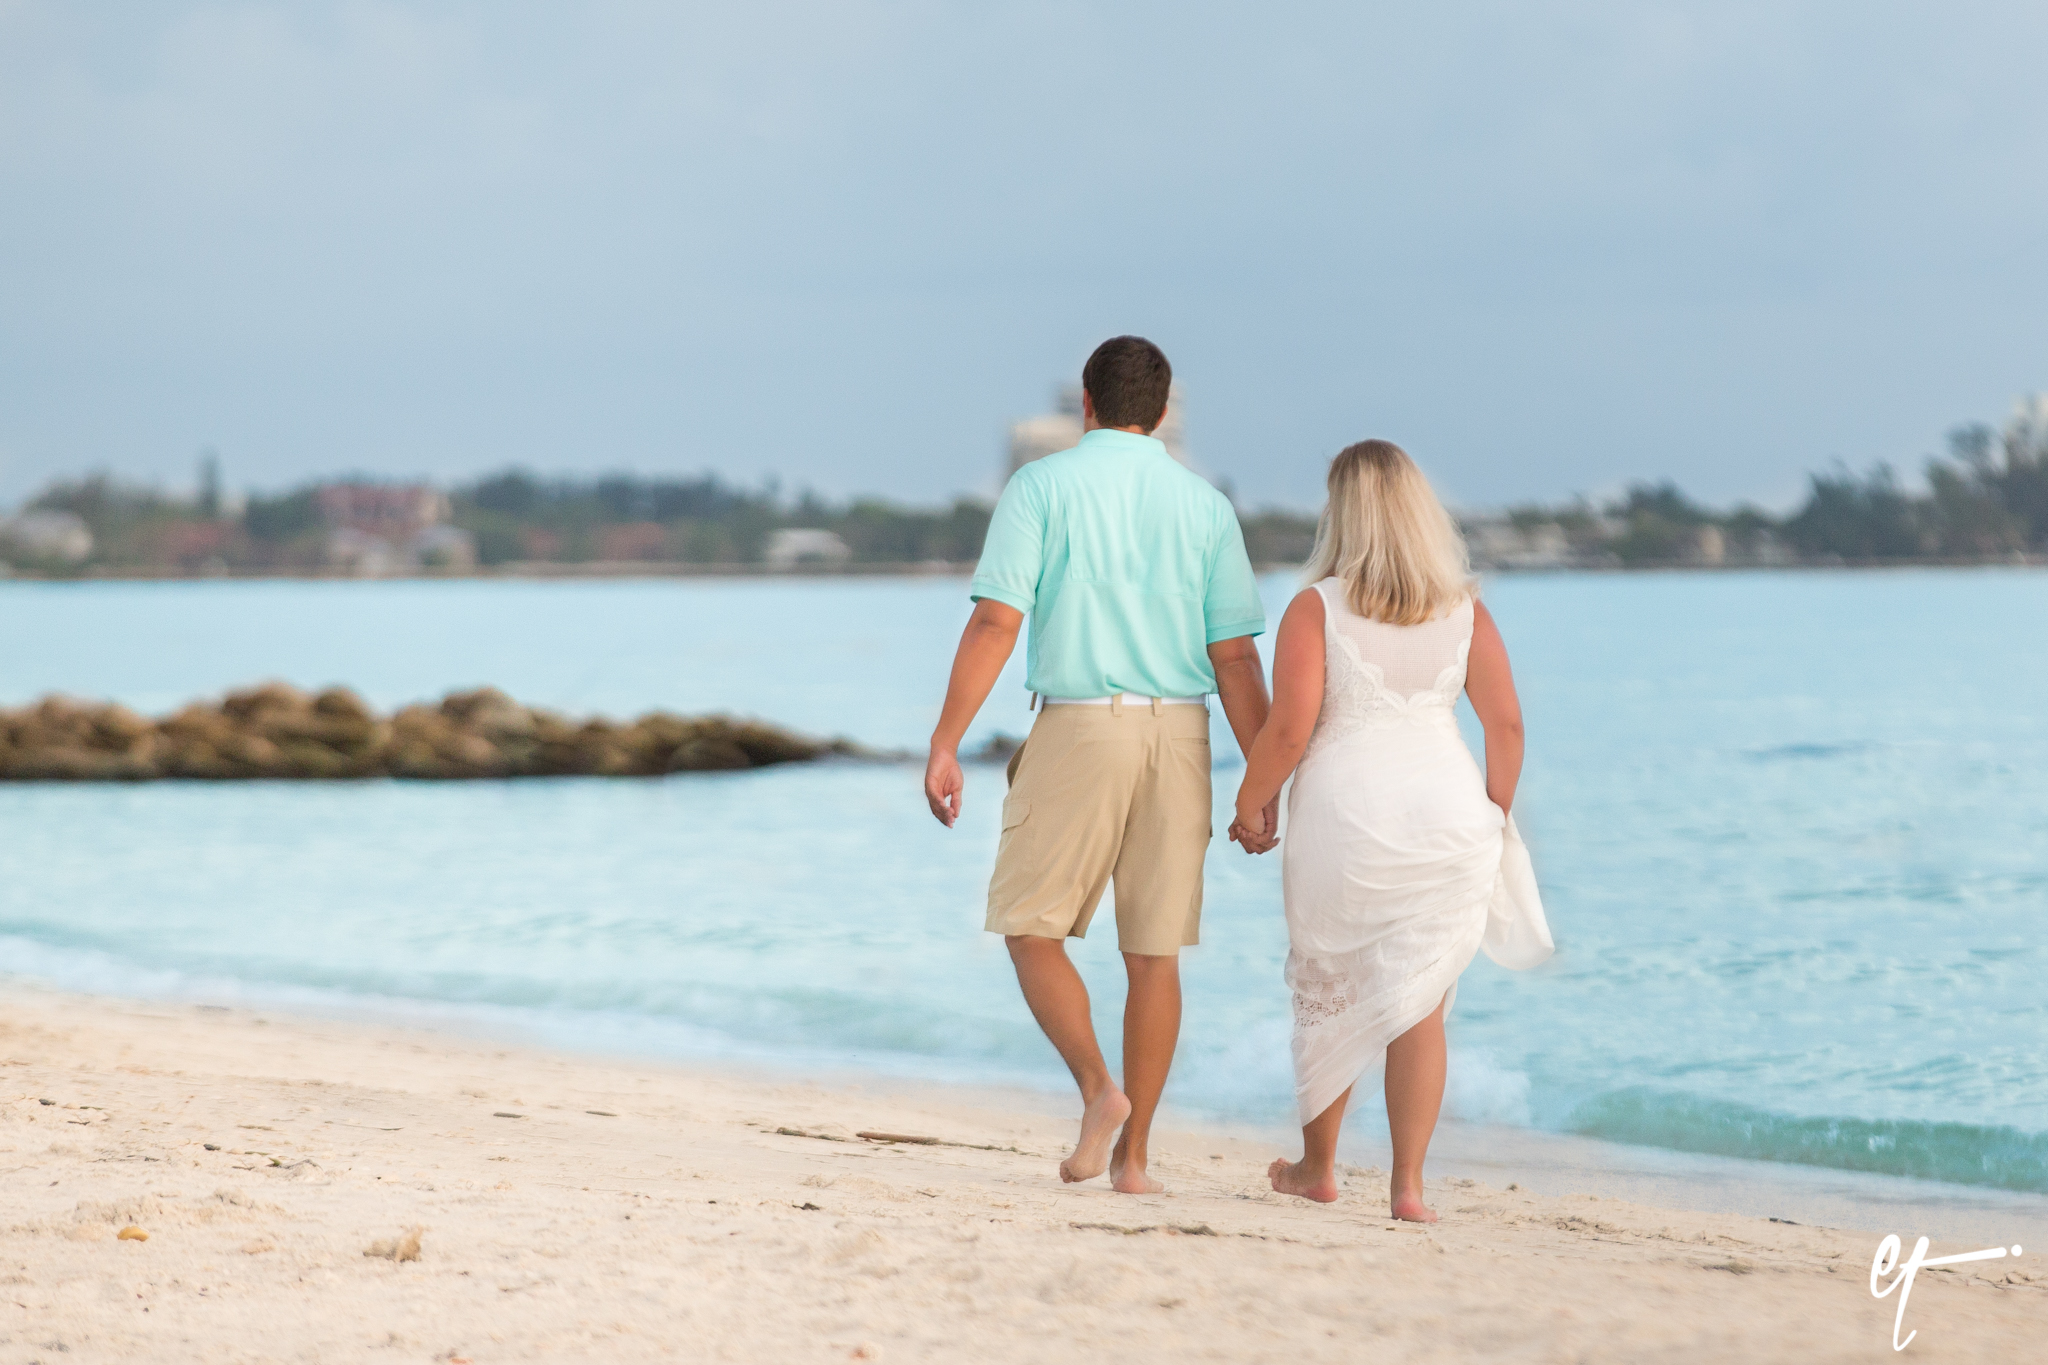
[
  {"xmin": 925, "ymin": 333, "xmax": 1275, "ymax": 1197},
  {"xmin": 971, "ymin": 427, "xmax": 1264, "ymax": 700}
]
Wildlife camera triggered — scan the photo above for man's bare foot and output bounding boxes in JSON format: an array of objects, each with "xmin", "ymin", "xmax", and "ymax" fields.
[
  {"xmin": 1267, "ymin": 1157, "xmax": 1339, "ymax": 1203},
  {"xmin": 1390, "ymin": 1190, "xmax": 1438, "ymax": 1222},
  {"xmin": 1109, "ymin": 1151, "xmax": 1164, "ymax": 1195},
  {"xmin": 1059, "ymin": 1088, "xmax": 1131, "ymax": 1183}
]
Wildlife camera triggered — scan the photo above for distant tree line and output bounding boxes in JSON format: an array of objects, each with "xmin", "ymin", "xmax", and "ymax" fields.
[
  {"xmin": 8, "ymin": 469, "xmax": 1002, "ymax": 572},
  {"xmin": 7, "ymin": 401, "xmax": 2043, "ymax": 574},
  {"xmin": 1479, "ymin": 405, "xmax": 2048, "ymax": 568}
]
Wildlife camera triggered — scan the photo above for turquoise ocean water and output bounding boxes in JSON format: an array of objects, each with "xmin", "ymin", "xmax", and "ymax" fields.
[{"xmin": 1, "ymin": 571, "xmax": 2043, "ymax": 1193}]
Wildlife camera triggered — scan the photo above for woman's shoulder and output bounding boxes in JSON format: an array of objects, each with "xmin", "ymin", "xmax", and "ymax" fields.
[
  {"xmin": 1282, "ymin": 583, "xmax": 1329, "ymax": 630},
  {"xmin": 1294, "ymin": 580, "xmax": 1336, "ymax": 609}
]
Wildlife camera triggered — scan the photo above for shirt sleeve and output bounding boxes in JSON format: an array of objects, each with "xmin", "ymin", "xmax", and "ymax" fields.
[
  {"xmin": 1202, "ymin": 504, "xmax": 1266, "ymax": 642},
  {"xmin": 968, "ymin": 471, "xmax": 1046, "ymax": 614}
]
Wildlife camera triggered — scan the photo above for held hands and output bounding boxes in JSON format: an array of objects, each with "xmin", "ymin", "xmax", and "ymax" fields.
[
  {"xmin": 1228, "ymin": 790, "xmax": 1281, "ymax": 854},
  {"xmin": 924, "ymin": 745, "xmax": 964, "ymax": 827}
]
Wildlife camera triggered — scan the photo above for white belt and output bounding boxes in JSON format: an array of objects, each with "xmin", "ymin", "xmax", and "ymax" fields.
[{"xmin": 1039, "ymin": 692, "xmax": 1207, "ymax": 707}]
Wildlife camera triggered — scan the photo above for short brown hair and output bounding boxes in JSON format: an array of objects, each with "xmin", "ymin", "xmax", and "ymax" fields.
[{"xmin": 1081, "ymin": 336, "xmax": 1172, "ymax": 431}]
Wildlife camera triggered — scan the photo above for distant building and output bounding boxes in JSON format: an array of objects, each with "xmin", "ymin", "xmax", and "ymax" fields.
[
  {"xmin": 1152, "ymin": 383, "xmax": 1189, "ymax": 465},
  {"xmin": 1006, "ymin": 382, "xmax": 1189, "ymax": 476},
  {"xmin": 316, "ymin": 482, "xmax": 449, "ymax": 538},
  {"xmin": 597, "ymin": 522, "xmax": 670, "ymax": 562},
  {"xmin": 409, "ymin": 524, "xmax": 478, "ymax": 570},
  {"xmin": 0, "ymin": 510, "xmax": 94, "ymax": 564},
  {"xmin": 1006, "ymin": 386, "xmax": 1083, "ymax": 474},
  {"xmin": 315, "ymin": 481, "xmax": 471, "ymax": 575},
  {"xmin": 1463, "ymin": 517, "xmax": 1572, "ymax": 570},
  {"xmin": 765, "ymin": 528, "xmax": 851, "ymax": 567},
  {"xmin": 2009, "ymin": 392, "xmax": 2048, "ymax": 460},
  {"xmin": 159, "ymin": 520, "xmax": 234, "ymax": 569},
  {"xmin": 324, "ymin": 526, "xmax": 404, "ymax": 576}
]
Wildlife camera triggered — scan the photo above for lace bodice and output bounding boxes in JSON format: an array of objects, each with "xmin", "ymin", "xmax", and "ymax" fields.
[{"xmin": 1302, "ymin": 577, "xmax": 1473, "ymax": 760}]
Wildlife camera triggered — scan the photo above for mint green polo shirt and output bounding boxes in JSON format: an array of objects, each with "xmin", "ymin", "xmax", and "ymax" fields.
[{"xmin": 970, "ymin": 428, "xmax": 1266, "ymax": 699}]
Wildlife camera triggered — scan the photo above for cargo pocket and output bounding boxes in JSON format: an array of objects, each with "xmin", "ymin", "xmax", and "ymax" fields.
[
  {"xmin": 988, "ymin": 796, "xmax": 1035, "ymax": 920},
  {"xmin": 994, "ymin": 795, "xmax": 1034, "ymax": 867},
  {"xmin": 999, "ymin": 796, "xmax": 1031, "ymax": 837}
]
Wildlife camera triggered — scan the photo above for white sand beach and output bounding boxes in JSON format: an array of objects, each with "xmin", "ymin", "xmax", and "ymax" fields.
[{"xmin": 3, "ymin": 987, "xmax": 2042, "ymax": 1364}]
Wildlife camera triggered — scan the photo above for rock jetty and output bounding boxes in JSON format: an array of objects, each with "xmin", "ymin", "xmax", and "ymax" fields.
[{"xmin": 0, "ymin": 684, "xmax": 861, "ymax": 781}]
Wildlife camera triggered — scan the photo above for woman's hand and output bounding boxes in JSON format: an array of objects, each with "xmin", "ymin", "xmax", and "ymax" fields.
[
  {"xmin": 1227, "ymin": 587, "xmax": 1323, "ymax": 856},
  {"xmin": 1229, "ymin": 788, "xmax": 1281, "ymax": 854}
]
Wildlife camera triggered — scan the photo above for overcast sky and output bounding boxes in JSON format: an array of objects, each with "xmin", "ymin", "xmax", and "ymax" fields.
[{"xmin": 3, "ymin": 1, "xmax": 2044, "ymax": 513}]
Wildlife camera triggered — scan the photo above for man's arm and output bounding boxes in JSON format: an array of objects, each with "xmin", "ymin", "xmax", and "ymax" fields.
[
  {"xmin": 924, "ymin": 599, "xmax": 1025, "ymax": 827},
  {"xmin": 1207, "ymin": 634, "xmax": 1278, "ymax": 852}
]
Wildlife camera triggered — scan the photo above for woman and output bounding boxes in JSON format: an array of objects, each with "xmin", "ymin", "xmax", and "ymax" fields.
[{"xmin": 1230, "ymin": 440, "xmax": 1552, "ymax": 1221}]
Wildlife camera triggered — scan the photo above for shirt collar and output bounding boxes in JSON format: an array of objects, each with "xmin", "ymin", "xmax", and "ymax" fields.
[{"xmin": 1077, "ymin": 427, "xmax": 1168, "ymax": 457}]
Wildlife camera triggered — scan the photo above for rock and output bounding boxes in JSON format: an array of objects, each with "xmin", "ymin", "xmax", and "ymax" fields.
[
  {"xmin": 969, "ymin": 733, "xmax": 1022, "ymax": 764},
  {"xmin": 6, "ymin": 745, "xmax": 141, "ymax": 781},
  {"xmin": 0, "ymin": 687, "xmax": 856, "ymax": 783},
  {"xmin": 581, "ymin": 741, "xmax": 637, "ymax": 776},
  {"xmin": 669, "ymin": 736, "xmax": 751, "ymax": 771},
  {"xmin": 440, "ymin": 687, "xmax": 514, "ymax": 723},
  {"xmin": 221, "ymin": 733, "xmax": 284, "ymax": 773},
  {"xmin": 388, "ymin": 739, "xmax": 447, "ymax": 778},
  {"xmin": 222, "ymin": 681, "xmax": 311, "ymax": 719},
  {"xmin": 92, "ymin": 704, "xmax": 152, "ymax": 745},
  {"xmin": 278, "ymin": 740, "xmax": 356, "ymax": 778},
  {"xmin": 35, "ymin": 695, "xmax": 92, "ymax": 728},
  {"xmin": 733, "ymin": 720, "xmax": 823, "ymax": 766},
  {"xmin": 491, "ymin": 737, "xmax": 543, "ymax": 773},
  {"xmin": 117, "ymin": 1225, "xmax": 148, "ymax": 1242},
  {"xmin": 528, "ymin": 710, "xmax": 578, "ymax": 745},
  {"xmin": 263, "ymin": 711, "xmax": 379, "ymax": 750},
  {"xmin": 434, "ymin": 732, "xmax": 502, "ymax": 773},
  {"xmin": 467, "ymin": 699, "xmax": 536, "ymax": 740},
  {"xmin": 312, "ymin": 686, "xmax": 373, "ymax": 721}
]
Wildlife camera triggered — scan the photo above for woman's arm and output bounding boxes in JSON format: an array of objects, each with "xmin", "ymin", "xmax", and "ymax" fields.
[
  {"xmin": 1230, "ymin": 588, "xmax": 1327, "ymax": 848},
  {"xmin": 1464, "ymin": 599, "xmax": 1524, "ymax": 815}
]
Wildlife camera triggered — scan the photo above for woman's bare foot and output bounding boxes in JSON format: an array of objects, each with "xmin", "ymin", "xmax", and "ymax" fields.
[
  {"xmin": 1059, "ymin": 1087, "xmax": 1132, "ymax": 1183},
  {"xmin": 1267, "ymin": 1157, "xmax": 1340, "ymax": 1203},
  {"xmin": 1109, "ymin": 1152, "xmax": 1164, "ymax": 1194},
  {"xmin": 1389, "ymin": 1189, "xmax": 1438, "ymax": 1222}
]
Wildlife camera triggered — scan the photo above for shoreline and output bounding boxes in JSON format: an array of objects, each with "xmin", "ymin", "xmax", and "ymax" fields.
[
  {"xmin": 4, "ymin": 985, "xmax": 2043, "ymax": 1361},
  {"xmin": 1, "ymin": 557, "xmax": 2044, "ymax": 583},
  {"xmin": 7, "ymin": 962, "xmax": 2046, "ymax": 1247}
]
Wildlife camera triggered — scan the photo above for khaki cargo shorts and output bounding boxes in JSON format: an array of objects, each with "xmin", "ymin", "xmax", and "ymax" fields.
[{"xmin": 985, "ymin": 699, "xmax": 1212, "ymax": 957}]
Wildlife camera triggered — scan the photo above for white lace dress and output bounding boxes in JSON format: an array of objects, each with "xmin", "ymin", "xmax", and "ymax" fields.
[{"xmin": 1281, "ymin": 577, "xmax": 1553, "ymax": 1123}]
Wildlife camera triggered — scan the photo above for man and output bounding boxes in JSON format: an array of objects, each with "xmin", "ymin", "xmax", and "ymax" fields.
[{"xmin": 924, "ymin": 335, "xmax": 1276, "ymax": 1195}]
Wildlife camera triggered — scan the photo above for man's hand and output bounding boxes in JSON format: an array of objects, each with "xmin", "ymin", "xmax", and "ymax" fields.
[
  {"xmin": 925, "ymin": 599, "xmax": 1024, "ymax": 830},
  {"xmin": 1228, "ymin": 792, "xmax": 1281, "ymax": 854},
  {"xmin": 925, "ymin": 745, "xmax": 964, "ymax": 827}
]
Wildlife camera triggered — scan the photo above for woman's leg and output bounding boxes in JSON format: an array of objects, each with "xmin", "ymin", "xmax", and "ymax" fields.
[
  {"xmin": 1268, "ymin": 1084, "xmax": 1351, "ymax": 1203},
  {"xmin": 1384, "ymin": 994, "xmax": 1448, "ymax": 1222}
]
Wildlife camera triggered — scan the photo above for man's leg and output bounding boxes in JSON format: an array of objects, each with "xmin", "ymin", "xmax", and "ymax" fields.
[
  {"xmin": 1109, "ymin": 951, "xmax": 1180, "ymax": 1193},
  {"xmin": 1006, "ymin": 935, "xmax": 1131, "ymax": 1183}
]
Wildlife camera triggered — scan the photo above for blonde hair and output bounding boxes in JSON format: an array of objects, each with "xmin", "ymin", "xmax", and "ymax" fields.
[{"xmin": 1303, "ymin": 440, "xmax": 1474, "ymax": 625}]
